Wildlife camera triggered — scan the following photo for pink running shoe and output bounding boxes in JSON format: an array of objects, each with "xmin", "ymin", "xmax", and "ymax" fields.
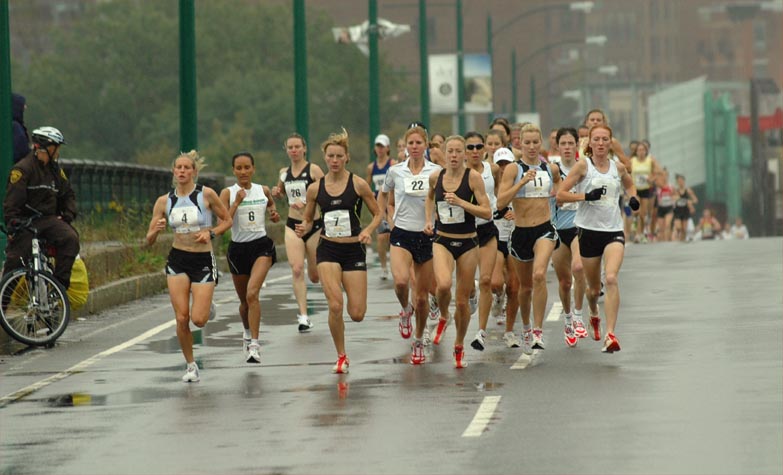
[
  {"xmin": 454, "ymin": 345, "xmax": 467, "ymax": 369},
  {"xmin": 589, "ymin": 316, "xmax": 601, "ymax": 341},
  {"xmin": 333, "ymin": 354, "xmax": 350, "ymax": 374}
]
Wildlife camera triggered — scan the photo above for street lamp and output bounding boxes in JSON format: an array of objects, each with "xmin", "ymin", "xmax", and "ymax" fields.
[
  {"xmin": 511, "ymin": 35, "xmax": 607, "ymax": 117},
  {"xmin": 486, "ymin": 1, "xmax": 595, "ymax": 118}
]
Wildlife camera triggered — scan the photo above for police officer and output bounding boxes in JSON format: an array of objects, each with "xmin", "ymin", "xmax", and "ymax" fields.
[{"xmin": 3, "ymin": 126, "xmax": 79, "ymax": 289}]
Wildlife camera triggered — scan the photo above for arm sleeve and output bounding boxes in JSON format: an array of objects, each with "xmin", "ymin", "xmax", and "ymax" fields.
[
  {"xmin": 56, "ymin": 169, "xmax": 78, "ymax": 223},
  {"xmin": 3, "ymin": 167, "xmax": 28, "ymax": 223}
]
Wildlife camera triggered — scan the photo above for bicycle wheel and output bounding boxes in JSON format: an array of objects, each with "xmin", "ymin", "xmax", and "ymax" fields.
[{"xmin": 0, "ymin": 269, "xmax": 71, "ymax": 346}]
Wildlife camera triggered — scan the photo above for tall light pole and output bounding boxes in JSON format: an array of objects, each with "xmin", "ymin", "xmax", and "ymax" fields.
[
  {"xmin": 368, "ymin": 0, "xmax": 379, "ymax": 150},
  {"xmin": 456, "ymin": 0, "xmax": 465, "ymax": 134},
  {"xmin": 513, "ymin": 35, "xmax": 607, "ymax": 113},
  {"xmin": 179, "ymin": 0, "xmax": 197, "ymax": 151},
  {"xmin": 487, "ymin": 2, "xmax": 594, "ymax": 116},
  {"xmin": 293, "ymin": 0, "xmax": 309, "ymax": 147},
  {"xmin": 418, "ymin": 0, "xmax": 429, "ymax": 126},
  {"xmin": 0, "ymin": 0, "xmax": 12, "ymax": 256}
]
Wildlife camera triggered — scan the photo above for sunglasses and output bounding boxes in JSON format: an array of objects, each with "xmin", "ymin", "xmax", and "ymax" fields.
[{"xmin": 466, "ymin": 144, "xmax": 485, "ymax": 151}]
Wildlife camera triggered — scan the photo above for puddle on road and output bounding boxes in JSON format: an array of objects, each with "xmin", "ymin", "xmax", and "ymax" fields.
[{"xmin": 39, "ymin": 387, "xmax": 186, "ymax": 408}]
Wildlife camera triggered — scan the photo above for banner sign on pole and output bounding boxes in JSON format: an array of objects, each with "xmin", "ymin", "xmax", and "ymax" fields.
[{"xmin": 429, "ymin": 54, "xmax": 457, "ymax": 114}]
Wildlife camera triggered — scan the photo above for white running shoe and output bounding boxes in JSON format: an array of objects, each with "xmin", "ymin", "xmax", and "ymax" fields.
[
  {"xmin": 182, "ymin": 364, "xmax": 200, "ymax": 383},
  {"xmin": 531, "ymin": 328, "xmax": 545, "ymax": 350},
  {"xmin": 297, "ymin": 314, "xmax": 313, "ymax": 333},
  {"xmin": 242, "ymin": 337, "xmax": 251, "ymax": 353},
  {"xmin": 422, "ymin": 327, "xmax": 432, "ymax": 346},
  {"xmin": 468, "ymin": 280, "xmax": 479, "ymax": 315},
  {"xmin": 208, "ymin": 302, "xmax": 217, "ymax": 321},
  {"xmin": 246, "ymin": 343, "xmax": 261, "ymax": 363},
  {"xmin": 428, "ymin": 295, "xmax": 439, "ymax": 321},
  {"xmin": 503, "ymin": 331, "xmax": 521, "ymax": 348},
  {"xmin": 491, "ymin": 293, "xmax": 504, "ymax": 319},
  {"xmin": 470, "ymin": 329, "xmax": 487, "ymax": 351},
  {"xmin": 381, "ymin": 268, "xmax": 389, "ymax": 281},
  {"xmin": 522, "ymin": 330, "xmax": 534, "ymax": 355}
]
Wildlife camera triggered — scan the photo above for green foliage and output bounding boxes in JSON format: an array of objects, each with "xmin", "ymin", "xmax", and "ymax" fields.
[{"xmin": 12, "ymin": 0, "xmax": 418, "ymax": 189}]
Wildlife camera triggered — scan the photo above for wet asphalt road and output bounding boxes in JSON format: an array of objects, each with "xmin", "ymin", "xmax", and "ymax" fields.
[{"xmin": 0, "ymin": 238, "xmax": 781, "ymax": 475}]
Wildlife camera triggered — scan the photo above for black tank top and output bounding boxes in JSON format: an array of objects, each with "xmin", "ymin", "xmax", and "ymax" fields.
[
  {"xmin": 317, "ymin": 173, "xmax": 363, "ymax": 238},
  {"xmin": 435, "ymin": 168, "xmax": 476, "ymax": 234}
]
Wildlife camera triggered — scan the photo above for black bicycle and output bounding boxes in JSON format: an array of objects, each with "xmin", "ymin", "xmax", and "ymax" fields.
[{"xmin": 0, "ymin": 209, "xmax": 70, "ymax": 346}]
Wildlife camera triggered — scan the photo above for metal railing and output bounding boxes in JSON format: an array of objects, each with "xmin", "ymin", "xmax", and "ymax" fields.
[{"xmin": 59, "ymin": 159, "xmax": 224, "ymax": 217}]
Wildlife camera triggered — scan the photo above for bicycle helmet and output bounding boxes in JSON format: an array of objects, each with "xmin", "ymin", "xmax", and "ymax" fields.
[{"xmin": 31, "ymin": 126, "xmax": 66, "ymax": 146}]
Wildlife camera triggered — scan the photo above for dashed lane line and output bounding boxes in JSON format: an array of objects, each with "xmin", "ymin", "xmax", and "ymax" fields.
[
  {"xmin": 0, "ymin": 319, "xmax": 176, "ymax": 407},
  {"xmin": 462, "ymin": 396, "xmax": 502, "ymax": 437}
]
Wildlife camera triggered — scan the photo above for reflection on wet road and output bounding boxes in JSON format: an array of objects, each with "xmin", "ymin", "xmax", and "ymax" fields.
[{"xmin": 1, "ymin": 239, "xmax": 781, "ymax": 474}]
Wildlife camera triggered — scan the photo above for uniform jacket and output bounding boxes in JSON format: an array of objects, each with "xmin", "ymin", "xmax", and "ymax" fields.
[{"xmin": 3, "ymin": 153, "xmax": 77, "ymax": 224}]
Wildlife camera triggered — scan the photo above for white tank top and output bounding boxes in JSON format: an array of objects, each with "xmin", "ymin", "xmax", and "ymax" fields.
[
  {"xmin": 476, "ymin": 162, "xmax": 496, "ymax": 226},
  {"xmin": 575, "ymin": 159, "xmax": 623, "ymax": 232},
  {"xmin": 383, "ymin": 159, "xmax": 441, "ymax": 232},
  {"xmin": 228, "ymin": 183, "xmax": 268, "ymax": 242}
]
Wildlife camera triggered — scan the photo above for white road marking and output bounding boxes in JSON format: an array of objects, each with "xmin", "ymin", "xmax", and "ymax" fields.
[
  {"xmin": 265, "ymin": 274, "xmax": 294, "ymax": 284},
  {"xmin": 510, "ymin": 350, "xmax": 540, "ymax": 370},
  {"xmin": 546, "ymin": 302, "xmax": 563, "ymax": 321},
  {"xmin": 0, "ymin": 319, "xmax": 176, "ymax": 407},
  {"xmin": 462, "ymin": 395, "xmax": 501, "ymax": 437}
]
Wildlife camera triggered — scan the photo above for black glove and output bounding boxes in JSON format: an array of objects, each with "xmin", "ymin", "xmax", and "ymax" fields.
[
  {"xmin": 629, "ymin": 196, "xmax": 640, "ymax": 211},
  {"xmin": 584, "ymin": 188, "xmax": 605, "ymax": 202},
  {"xmin": 493, "ymin": 207, "xmax": 509, "ymax": 220}
]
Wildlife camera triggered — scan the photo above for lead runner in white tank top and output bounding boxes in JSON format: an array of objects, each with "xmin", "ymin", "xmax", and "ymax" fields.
[{"xmin": 556, "ymin": 125, "xmax": 638, "ymax": 355}]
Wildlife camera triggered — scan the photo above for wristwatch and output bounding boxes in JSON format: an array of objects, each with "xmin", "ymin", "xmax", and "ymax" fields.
[{"xmin": 209, "ymin": 230, "xmax": 216, "ymax": 240}]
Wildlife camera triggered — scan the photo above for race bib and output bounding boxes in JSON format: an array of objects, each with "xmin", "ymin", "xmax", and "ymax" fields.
[
  {"xmin": 238, "ymin": 204, "xmax": 265, "ymax": 232},
  {"xmin": 437, "ymin": 201, "xmax": 465, "ymax": 224},
  {"xmin": 591, "ymin": 177, "xmax": 619, "ymax": 207},
  {"xmin": 324, "ymin": 209, "xmax": 351, "ymax": 238},
  {"xmin": 403, "ymin": 175, "xmax": 428, "ymax": 197},
  {"xmin": 635, "ymin": 173, "xmax": 649, "ymax": 187},
  {"xmin": 285, "ymin": 180, "xmax": 307, "ymax": 204},
  {"xmin": 170, "ymin": 207, "xmax": 200, "ymax": 234},
  {"xmin": 372, "ymin": 174, "xmax": 386, "ymax": 192},
  {"xmin": 522, "ymin": 170, "xmax": 551, "ymax": 198}
]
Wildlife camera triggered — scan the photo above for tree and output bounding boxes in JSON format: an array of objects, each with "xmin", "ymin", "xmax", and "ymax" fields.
[{"xmin": 12, "ymin": 0, "xmax": 419, "ymax": 188}]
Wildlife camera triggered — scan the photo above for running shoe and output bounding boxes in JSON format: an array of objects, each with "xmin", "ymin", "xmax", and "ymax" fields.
[
  {"xmin": 496, "ymin": 312, "xmax": 506, "ymax": 326},
  {"xmin": 182, "ymin": 364, "xmax": 200, "ymax": 383},
  {"xmin": 422, "ymin": 327, "xmax": 432, "ymax": 346},
  {"xmin": 469, "ymin": 291, "xmax": 478, "ymax": 316},
  {"xmin": 411, "ymin": 339, "xmax": 425, "ymax": 365},
  {"xmin": 454, "ymin": 345, "xmax": 467, "ymax": 369},
  {"xmin": 246, "ymin": 343, "xmax": 261, "ymax": 364},
  {"xmin": 429, "ymin": 294, "xmax": 439, "ymax": 320},
  {"xmin": 242, "ymin": 337, "xmax": 251, "ymax": 353},
  {"xmin": 470, "ymin": 329, "xmax": 487, "ymax": 351},
  {"xmin": 433, "ymin": 317, "xmax": 449, "ymax": 345},
  {"xmin": 522, "ymin": 329, "xmax": 534, "ymax": 355},
  {"xmin": 564, "ymin": 322, "xmax": 577, "ymax": 348},
  {"xmin": 398, "ymin": 307, "xmax": 413, "ymax": 339},
  {"xmin": 573, "ymin": 319, "xmax": 588, "ymax": 339},
  {"xmin": 601, "ymin": 333, "xmax": 621, "ymax": 353},
  {"xmin": 491, "ymin": 293, "xmax": 504, "ymax": 319},
  {"xmin": 531, "ymin": 328, "xmax": 545, "ymax": 350},
  {"xmin": 502, "ymin": 331, "xmax": 521, "ymax": 348},
  {"xmin": 589, "ymin": 316, "xmax": 601, "ymax": 341},
  {"xmin": 297, "ymin": 314, "xmax": 313, "ymax": 333},
  {"xmin": 333, "ymin": 354, "xmax": 349, "ymax": 374},
  {"xmin": 208, "ymin": 302, "xmax": 217, "ymax": 321},
  {"xmin": 381, "ymin": 268, "xmax": 389, "ymax": 281}
]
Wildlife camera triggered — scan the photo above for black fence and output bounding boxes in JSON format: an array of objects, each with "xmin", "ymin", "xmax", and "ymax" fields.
[{"xmin": 59, "ymin": 159, "xmax": 225, "ymax": 217}]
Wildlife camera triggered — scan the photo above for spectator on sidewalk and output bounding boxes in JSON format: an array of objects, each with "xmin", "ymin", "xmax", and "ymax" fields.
[
  {"xmin": 12, "ymin": 93, "xmax": 31, "ymax": 163},
  {"xmin": 724, "ymin": 217, "xmax": 750, "ymax": 240}
]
